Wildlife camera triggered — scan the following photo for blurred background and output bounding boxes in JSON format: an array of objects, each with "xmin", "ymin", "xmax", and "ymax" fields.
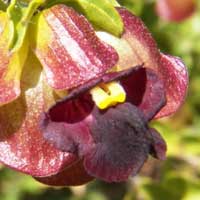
[{"xmin": 0, "ymin": 0, "xmax": 200, "ymax": 199}]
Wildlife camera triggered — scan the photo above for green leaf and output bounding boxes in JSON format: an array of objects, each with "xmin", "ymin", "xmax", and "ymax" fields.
[
  {"xmin": 117, "ymin": 0, "xmax": 144, "ymax": 15},
  {"xmin": 44, "ymin": 0, "xmax": 124, "ymax": 37},
  {"xmin": 107, "ymin": 0, "xmax": 120, "ymax": 6},
  {"xmin": 7, "ymin": 0, "xmax": 45, "ymax": 52},
  {"xmin": 183, "ymin": 183, "xmax": 200, "ymax": 200}
]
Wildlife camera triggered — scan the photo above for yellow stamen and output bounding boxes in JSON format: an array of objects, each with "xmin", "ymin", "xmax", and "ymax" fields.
[
  {"xmin": 107, "ymin": 82, "xmax": 126, "ymax": 103},
  {"xmin": 90, "ymin": 82, "xmax": 126, "ymax": 110},
  {"xmin": 90, "ymin": 87, "xmax": 112, "ymax": 109}
]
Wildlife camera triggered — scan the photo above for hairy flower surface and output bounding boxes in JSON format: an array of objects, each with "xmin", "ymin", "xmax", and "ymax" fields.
[{"xmin": 0, "ymin": 1, "xmax": 188, "ymax": 186}]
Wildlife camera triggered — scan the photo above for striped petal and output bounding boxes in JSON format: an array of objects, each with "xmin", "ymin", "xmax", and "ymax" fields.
[
  {"xmin": 30, "ymin": 4, "xmax": 118, "ymax": 90},
  {"xmin": 156, "ymin": 54, "xmax": 188, "ymax": 118},
  {"xmin": 0, "ymin": 12, "xmax": 28, "ymax": 105},
  {"xmin": 0, "ymin": 51, "xmax": 78, "ymax": 177}
]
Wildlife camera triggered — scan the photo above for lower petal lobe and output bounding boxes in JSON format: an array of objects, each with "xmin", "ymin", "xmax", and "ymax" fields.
[
  {"xmin": 84, "ymin": 103, "xmax": 153, "ymax": 182},
  {"xmin": 34, "ymin": 159, "xmax": 93, "ymax": 186}
]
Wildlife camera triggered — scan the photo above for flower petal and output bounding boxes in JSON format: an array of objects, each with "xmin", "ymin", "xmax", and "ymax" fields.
[
  {"xmin": 41, "ymin": 93, "xmax": 94, "ymax": 153},
  {"xmin": 30, "ymin": 4, "xmax": 118, "ymax": 90},
  {"xmin": 34, "ymin": 160, "xmax": 93, "ymax": 186},
  {"xmin": 0, "ymin": 51, "xmax": 77, "ymax": 176},
  {"xmin": 156, "ymin": 0, "xmax": 196, "ymax": 22},
  {"xmin": 150, "ymin": 128, "xmax": 167, "ymax": 160},
  {"xmin": 97, "ymin": 8, "xmax": 188, "ymax": 119},
  {"xmin": 155, "ymin": 54, "xmax": 188, "ymax": 118},
  {"xmin": 84, "ymin": 103, "xmax": 153, "ymax": 182},
  {"xmin": 46, "ymin": 66, "xmax": 166, "ymax": 120},
  {"xmin": 97, "ymin": 7, "xmax": 160, "ymax": 71},
  {"xmin": 42, "ymin": 99, "xmax": 159, "ymax": 182},
  {"xmin": 0, "ymin": 12, "xmax": 28, "ymax": 105},
  {"xmin": 120, "ymin": 67, "xmax": 166, "ymax": 120}
]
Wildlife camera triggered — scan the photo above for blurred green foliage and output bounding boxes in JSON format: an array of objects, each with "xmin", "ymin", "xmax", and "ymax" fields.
[{"xmin": 0, "ymin": 0, "xmax": 200, "ymax": 200}]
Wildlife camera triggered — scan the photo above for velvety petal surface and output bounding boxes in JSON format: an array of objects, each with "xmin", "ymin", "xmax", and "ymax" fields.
[
  {"xmin": 0, "ymin": 51, "xmax": 78, "ymax": 177},
  {"xmin": 149, "ymin": 128, "xmax": 167, "ymax": 160},
  {"xmin": 41, "ymin": 97, "xmax": 161, "ymax": 182},
  {"xmin": 156, "ymin": 54, "xmax": 188, "ymax": 118},
  {"xmin": 156, "ymin": 0, "xmax": 196, "ymax": 22},
  {"xmin": 30, "ymin": 4, "xmax": 118, "ymax": 90},
  {"xmin": 84, "ymin": 103, "xmax": 153, "ymax": 182},
  {"xmin": 34, "ymin": 159, "xmax": 93, "ymax": 186},
  {"xmin": 41, "ymin": 93, "xmax": 94, "ymax": 153},
  {"xmin": 0, "ymin": 12, "xmax": 28, "ymax": 105}
]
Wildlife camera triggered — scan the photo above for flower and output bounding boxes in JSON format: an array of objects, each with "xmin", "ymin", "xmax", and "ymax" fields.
[
  {"xmin": 0, "ymin": 3, "xmax": 188, "ymax": 186},
  {"xmin": 39, "ymin": 65, "xmax": 168, "ymax": 183},
  {"xmin": 155, "ymin": 0, "xmax": 196, "ymax": 22}
]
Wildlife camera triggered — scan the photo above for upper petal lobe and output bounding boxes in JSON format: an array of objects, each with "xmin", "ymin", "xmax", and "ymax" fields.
[{"xmin": 30, "ymin": 4, "xmax": 118, "ymax": 90}]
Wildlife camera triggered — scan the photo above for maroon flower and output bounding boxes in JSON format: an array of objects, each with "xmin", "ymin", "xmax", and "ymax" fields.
[
  {"xmin": 156, "ymin": 0, "xmax": 196, "ymax": 22},
  {"xmin": 39, "ymin": 65, "xmax": 167, "ymax": 183},
  {"xmin": 0, "ymin": 4, "xmax": 188, "ymax": 186}
]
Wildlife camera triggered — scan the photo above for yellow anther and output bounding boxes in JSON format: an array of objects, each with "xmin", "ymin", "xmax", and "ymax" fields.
[
  {"xmin": 90, "ymin": 87, "xmax": 112, "ymax": 109},
  {"xmin": 106, "ymin": 82, "xmax": 126, "ymax": 103},
  {"xmin": 90, "ymin": 82, "xmax": 126, "ymax": 110}
]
